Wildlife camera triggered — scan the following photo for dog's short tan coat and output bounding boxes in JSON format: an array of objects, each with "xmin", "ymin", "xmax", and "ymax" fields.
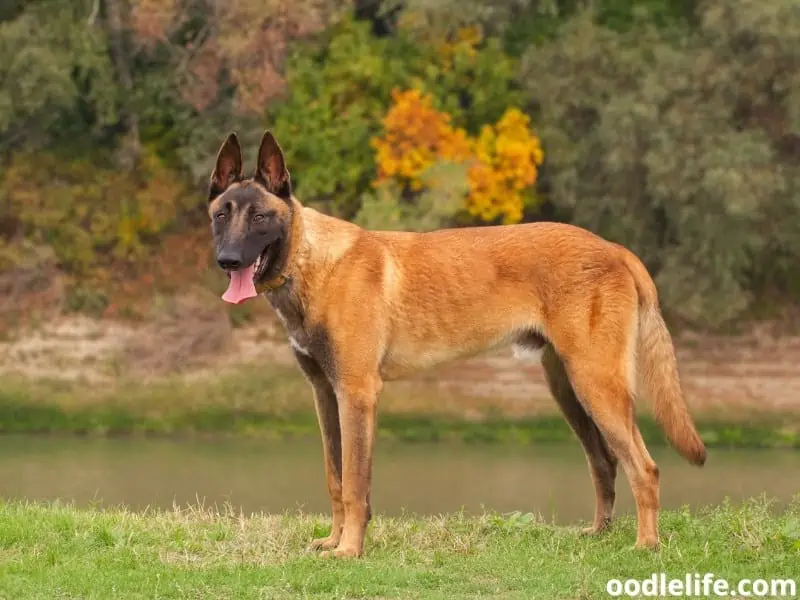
[{"xmin": 208, "ymin": 132, "xmax": 706, "ymax": 558}]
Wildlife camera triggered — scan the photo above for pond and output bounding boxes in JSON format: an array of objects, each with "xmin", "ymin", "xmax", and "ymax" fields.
[{"xmin": 0, "ymin": 435, "xmax": 797, "ymax": 523}]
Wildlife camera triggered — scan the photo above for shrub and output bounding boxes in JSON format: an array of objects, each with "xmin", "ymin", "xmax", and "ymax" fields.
[
  {"xmin": 355, "ymin": 164, "xmax": 470, "ymax": 232},
  {"xmin": 372, "ymin": 88, "xmax": 473, "ymax": 192},
  {"xmin": 468, "ymin": 107, "xmax": 543, "ymax": 223},
  {"xmin": 267, "ymin": 17, "xmax": 420, "ymax": 217}
]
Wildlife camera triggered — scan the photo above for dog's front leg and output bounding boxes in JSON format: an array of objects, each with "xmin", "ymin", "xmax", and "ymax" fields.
[
  {"xmin": 321, "ymin": 374, "xmax": 381, "ymax": 559},
  {"xmin": 309, "ymin": 381, "xmax": 345, "ymax": 551},
  {"xmin": 293, "ymin": 352, "xmax": 345, "ymax": 551}
]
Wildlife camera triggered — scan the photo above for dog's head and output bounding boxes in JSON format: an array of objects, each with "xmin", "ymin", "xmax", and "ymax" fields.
[{"xmin": 208, "ymin": 131, "xmax": 293, "ymax": 304}]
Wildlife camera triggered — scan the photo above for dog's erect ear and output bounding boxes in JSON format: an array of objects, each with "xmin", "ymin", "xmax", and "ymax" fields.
[
  {"xmin": 254, "ymin": 131, "xmax": 291, "ymax": 199},
  {"xmin": 209, "ymin": 133, "xmax": 244, "ymax": 201}
]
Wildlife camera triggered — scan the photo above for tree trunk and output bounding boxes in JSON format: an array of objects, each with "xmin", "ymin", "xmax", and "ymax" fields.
[{"xmin": 103, "ymin": 0, "xmax": 141, "ymax": 168}]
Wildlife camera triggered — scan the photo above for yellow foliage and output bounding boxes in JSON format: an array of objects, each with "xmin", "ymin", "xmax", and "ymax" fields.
[
  {"xmin": 372, "ymin": 89, "xmax": 544, "ymax": 224},
  {"xmin": 435, "ymin": 26, "xmax": 482, "ymax": 68},
  {"xmin": 468, "ymin": 108, "xmax": 544, "ymax": 223}
]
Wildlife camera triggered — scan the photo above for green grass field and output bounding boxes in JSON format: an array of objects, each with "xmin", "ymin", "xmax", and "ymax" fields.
[{"xmin": 0, "ymin": 499, "xmax": 797, "ymax": 599}]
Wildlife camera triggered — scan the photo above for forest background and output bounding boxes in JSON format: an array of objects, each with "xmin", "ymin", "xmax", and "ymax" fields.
[{"xmin": 1, "ymin": 0, "xmax": 799, "ymax": 346}]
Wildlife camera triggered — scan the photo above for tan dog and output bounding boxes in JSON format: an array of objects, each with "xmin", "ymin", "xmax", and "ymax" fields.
[{"xmin": 208, "ymin": 131, "xmax": 706, "ymax": 558}]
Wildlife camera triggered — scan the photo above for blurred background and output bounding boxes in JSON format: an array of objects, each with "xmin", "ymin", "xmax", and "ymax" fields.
[{"xmin": 0, "ymin": 0, "xmax": 798, "ymax": 520}]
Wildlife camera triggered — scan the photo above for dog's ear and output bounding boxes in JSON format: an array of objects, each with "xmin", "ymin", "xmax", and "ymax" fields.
[
  {"xmin": 254, "ymin": 131, "xmax": 291, "ymax": 199},
  {"xmin": 209, "ymin": 133, "xmax": 244, "ymax": 201}
]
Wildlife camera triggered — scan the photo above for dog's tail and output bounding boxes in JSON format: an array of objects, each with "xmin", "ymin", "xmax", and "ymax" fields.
[{"xmin": 622, "ymin": 251, "xmax": 707, "ymax": 467}]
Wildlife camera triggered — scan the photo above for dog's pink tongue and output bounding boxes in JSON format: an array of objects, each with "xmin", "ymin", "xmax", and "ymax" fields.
[{"xmin": 222, "ymin": 265, "xmax": 258, "ymax": 304}]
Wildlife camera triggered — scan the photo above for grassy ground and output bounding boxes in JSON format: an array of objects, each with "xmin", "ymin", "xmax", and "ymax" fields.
[
  {"xmin": 0, "ymin": 499, "xmax": 797, "ymax": 599},
  {"xmin": 1, "ymin": 364, "xmax": 799, "ymax": 449}
]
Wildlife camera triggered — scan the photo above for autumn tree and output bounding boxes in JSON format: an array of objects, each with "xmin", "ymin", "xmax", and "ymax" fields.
[{"xmin": 130, "ymin": 0, "xmax": 350, "ymax": 115}]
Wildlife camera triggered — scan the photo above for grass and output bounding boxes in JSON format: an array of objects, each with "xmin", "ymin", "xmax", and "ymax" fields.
[
  {"xmin": 1, "ymin": 364, "xmax": 799, "ymax": 450},
  {"xmin": 0, "ymin": 498, "xmax": 797, "ymax": 599}
]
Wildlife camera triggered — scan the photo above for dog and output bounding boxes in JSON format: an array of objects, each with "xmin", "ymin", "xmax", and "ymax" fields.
[{"xmin": 207, "ymin": 130, "xmax": 707, "ymax": 558}]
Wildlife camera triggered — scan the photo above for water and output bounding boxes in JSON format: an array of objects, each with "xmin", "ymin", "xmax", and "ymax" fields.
[{"xmin": 0, "ymin": 436, "xmax": 797, "ymax": 523}]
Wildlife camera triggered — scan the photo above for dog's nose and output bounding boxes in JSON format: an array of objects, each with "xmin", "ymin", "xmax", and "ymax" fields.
[{"xmin": 217, "ymin": 252, "xmax": 243, "ymax": 271}]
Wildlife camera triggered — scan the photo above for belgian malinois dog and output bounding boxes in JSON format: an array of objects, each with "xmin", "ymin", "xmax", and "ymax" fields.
[{"xmin": 208, "ymin": 131, "xmax": 706, "ymax": 558}]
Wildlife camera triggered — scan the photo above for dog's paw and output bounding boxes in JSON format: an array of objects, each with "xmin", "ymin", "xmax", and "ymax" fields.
[
  {"xmin": 307, "ymin": 534, "xmax": 340, "ymax": 552},
  {"xmin": 319, "ymin": 544, "xmax": 362, "ymax": 559},
  {"xmin": 634, "ymin": 537, "xmax": 660, "ymax": 551},
  {"xmin": 581, "ymin": 518, "xmax": 612, "ymax": 536},
  {"xmin": 581, "ymin": 526, "xmax": 603, "ymax": 536}
]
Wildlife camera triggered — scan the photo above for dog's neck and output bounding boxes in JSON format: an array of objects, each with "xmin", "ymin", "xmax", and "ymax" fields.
[
  {"xmin": 289, "ymin": 200, "xmax": 360, "ymax": 278},
  {"xmin": 263, "ymin": 198, "xmax": 361, "ymax": 305}
]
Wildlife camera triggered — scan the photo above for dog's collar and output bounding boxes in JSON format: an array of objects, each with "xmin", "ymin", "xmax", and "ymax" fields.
[{"xmin": 255, "ymin": 273, "xmax": 291, "ymax": 294}]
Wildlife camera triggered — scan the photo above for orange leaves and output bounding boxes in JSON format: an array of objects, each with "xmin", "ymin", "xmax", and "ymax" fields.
[
  {"xmin": 372, "ymin": 89, "xmax": 472, "ymax": 191},
  {"xmin": 372, "ymin": 89, "xmax": 544, "ymax": 224}
]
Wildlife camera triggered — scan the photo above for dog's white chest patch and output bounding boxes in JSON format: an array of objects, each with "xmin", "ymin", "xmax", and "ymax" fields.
[
  {"xmin": 275, "ymin": 308, "xmax": 311, "ymax": 357},
  {"xmin": 288, "ymin": 335, "xmax": 311, "ymax": 357}
]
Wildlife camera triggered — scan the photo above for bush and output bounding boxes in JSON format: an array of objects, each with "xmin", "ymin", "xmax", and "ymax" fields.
[{"xmin": 1, "ymin": 150, "xmax": 194, "ymax": 277}]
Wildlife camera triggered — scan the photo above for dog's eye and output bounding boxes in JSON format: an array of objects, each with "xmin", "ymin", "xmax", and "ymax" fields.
[
  {"xmin": 253, "ymin": 213, "xmax": 269, "ymax": 223},
  {"xmin": 214, "ymin": 212, "xmax": 226, "ymax": 221}
]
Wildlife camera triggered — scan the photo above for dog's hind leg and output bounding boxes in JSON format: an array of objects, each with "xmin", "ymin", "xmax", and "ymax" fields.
[
  {"xmin": 557, "ymin": 327, "xmax": 661, "ymax": 548},
  {"xmin": 567, "ymin": 363, "xmax": 660, "ymax": 549},
  {"xmin": 293, "ymin": 350, "xmax": 345, "ymax": 551},
  {"xmin": 541, "ymin": 344, "xmax": 618, "ymax": 534}
]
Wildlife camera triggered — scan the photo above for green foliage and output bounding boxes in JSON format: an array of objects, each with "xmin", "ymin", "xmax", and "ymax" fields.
[
  {"xmin": 520, "ymin": 0, "xmax": 800, "ymax": 327},
  {"xmin": 2, "ymin": 151, "xmax": 193, "ymax": 276},
  {"xmin": 0, "ymin": 0, "xmax": 117, "ymax": 149},
  {"xmin": 594, "ymin": 0, "xmax": 694, "ymax": 31},
  {"xmin": 63, "ymin": 284, "xmax": 109, "ymax": 317},
  {"xmin": 355, "ymin": 162, "xmax": 470, "ymax": 231},
  {"xmin": 269, "ymin": 17, "xmax": 419, "ymax": 218},
  {"xmin": 387, "ymin": 0, "xmax": 694, "ymax": 56},
  {"xmin": 0, "ymin": 0, "xmax": 798, "ymax": 330},
  {"xmin": 269, "ymin": 13, "xmax": 522, "ymax": 218},
  {"xmin": 420, "ymin": 36, "xmax": 523, "ymax": 133}
]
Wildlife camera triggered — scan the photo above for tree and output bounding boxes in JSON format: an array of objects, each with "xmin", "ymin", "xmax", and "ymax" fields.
[{"xmin": 519, "ymin": 0, "xmax": 800, "ymax": 327}]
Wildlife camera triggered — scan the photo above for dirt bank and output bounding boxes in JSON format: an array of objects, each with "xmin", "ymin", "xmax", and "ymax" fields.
[{"xmin": 2, "ymin": 315, "xmax": 799, "ymax": 422}]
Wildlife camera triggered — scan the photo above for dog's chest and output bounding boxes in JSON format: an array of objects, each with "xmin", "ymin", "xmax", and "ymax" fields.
[
  {"xmin": 274, "ymin": 311, "xmax": 311, "ymax": 357},
  {"xmin": 265, "ymin": 292, "xmax": 312, "ymax": 357},
  {"xmin": 277, "ymin": 311, "xmax": 311, "ymax": 356}
]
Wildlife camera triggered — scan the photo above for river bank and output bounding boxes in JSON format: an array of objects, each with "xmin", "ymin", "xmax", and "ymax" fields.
[
  {"xmin": 1, "ymin": 316, "xmax": 800, "ymax": 448},
  {"xmin": 1, "ymin": 362, "xmax": 799, "ymax": 449}
]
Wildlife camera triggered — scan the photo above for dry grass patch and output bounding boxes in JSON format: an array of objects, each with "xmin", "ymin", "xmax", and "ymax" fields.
[{"xmin": 119, "ymin": 290, "xmax": 233, "ymax": 377}]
